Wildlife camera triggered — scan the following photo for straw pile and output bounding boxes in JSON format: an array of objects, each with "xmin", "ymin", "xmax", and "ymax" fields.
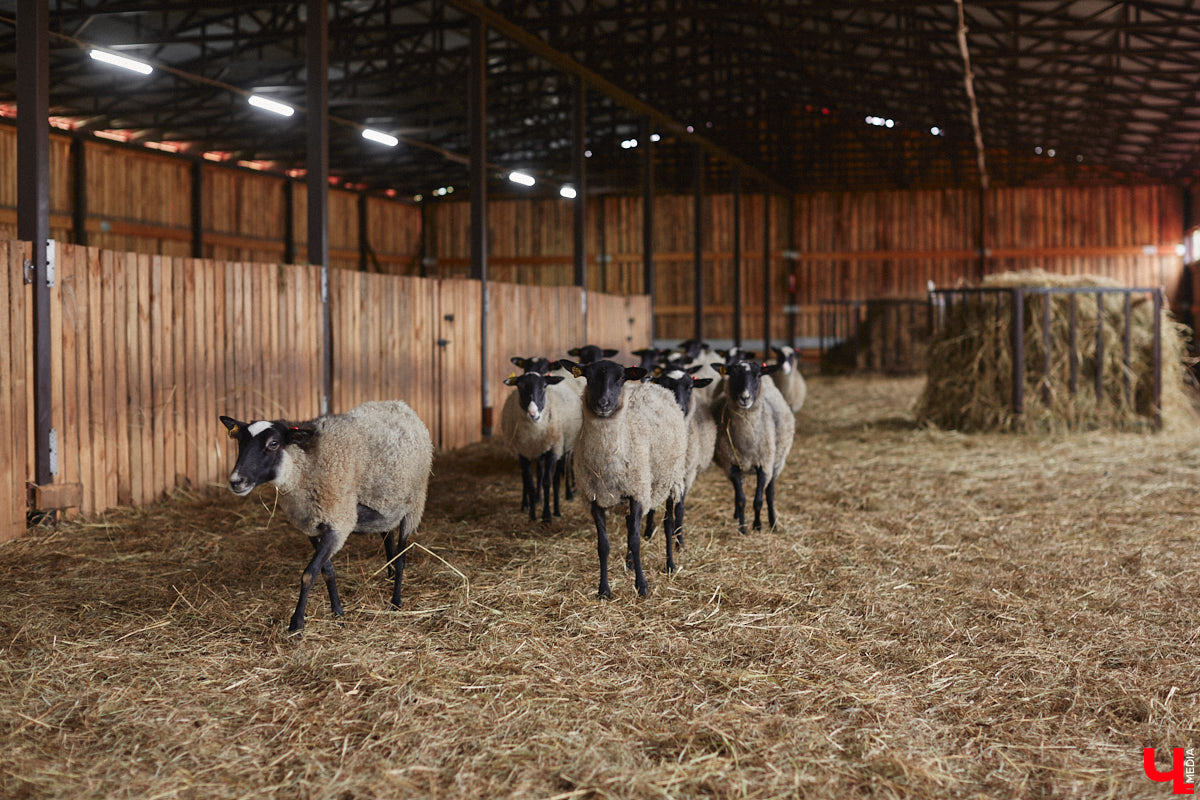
[
  {"xmin": 917, "ymin": 270, "xmax": 1194, "ymax": 433},
  {"xmin": 2, "ymin": 376, "xmax": 1199, "ymax": 798}
]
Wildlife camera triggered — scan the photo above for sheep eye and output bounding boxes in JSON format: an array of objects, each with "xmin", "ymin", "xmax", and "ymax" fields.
[{"xmin": 266, "ymin": 438, "xmax": 280, "ymax": 452}]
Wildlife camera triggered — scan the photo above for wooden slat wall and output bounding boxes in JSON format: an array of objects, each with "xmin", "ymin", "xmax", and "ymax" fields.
[
  {"xmin": 0, "ymin": 241, "xmax": 30, "ymax": 541},
  {"xmin": 437, "ymin": 279, "xmax": 483, "ymax": 450},
  {"xmin": 584, "ymin": 292, "xmax": 653, "ymax": 359},
  {"xmin": 487, "ymin": 282, "xmax": 587, "ymax": 400}
]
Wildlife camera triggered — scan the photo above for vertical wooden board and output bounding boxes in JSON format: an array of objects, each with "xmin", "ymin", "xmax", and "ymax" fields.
[
  {"xmin": 173, "ymin": 258, "xmax": 188, "ymax": 488},
  {"xmin": 50, "ymin": 244, "xmax": 72, "ymax": 517},
  {"xmin": 182, "ymin": 258, "xmax": 198, "ymax": 486},
  {"xmin": 136, "ymin": 253, "xmax": 153, "ymax": 504},
  {"xmin": 146, "ymin": 255, "xmax": 164, "ymax": 501},
  {"xmin": 112, "ymin": 251, "xmax": 132, "ymax": 504},
  {"xmin": 121, "ymin": 251, "xmax": 141, "ymax": 506},
  {"xmin": 200, "ymin": 260, "xmax": 217, "ymax": 485},
  {"xmin": 159, "ymin": 255, "xmax": 175, "ymax": 498},
  {"xmin": 67, "ymin": 245, "xmax": 90, "ymax": 514},
  {"xmin": 85, "ymin": 248, "xmax": 108, "ymax": 512},
  {"xmin": 0, "ymin": 244, "xmax": 18, "ymax": 539},
  {"xmin": 211, "ymin": 259, "xmax": 228, "ymax": 476}
]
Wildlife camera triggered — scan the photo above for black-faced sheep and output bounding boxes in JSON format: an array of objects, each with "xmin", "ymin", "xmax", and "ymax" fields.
[
  {"xmin": 649, "ymin": 368, "xmax": 715, "ymax": 563},
  {"xmin": 712, "ymin": 360, "xmax": 795, "ymax": 535},
  {"xmin": 498, "ymin": 370, "xmax": 582, "ymax": 522},
  {"xmin": 769, "ymin": 345, "xmax": 807, "ymax": 413},
  {"xmin": 561, "ymin": 359, "xmax": 687, "ymax": 597},
  {"xmin": 220, "ymin": 400, "xmax": 433, "ymax": 632}
]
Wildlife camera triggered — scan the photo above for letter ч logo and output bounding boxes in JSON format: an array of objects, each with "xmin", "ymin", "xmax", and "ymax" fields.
[{"xmin": 1144, "ymin": 748, "xmax": 1196, "ymax": 794}]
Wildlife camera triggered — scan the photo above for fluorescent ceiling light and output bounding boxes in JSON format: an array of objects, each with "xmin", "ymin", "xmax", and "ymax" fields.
[
  {"xmin": 89, "ymin": 49, "xmax": 153, "ymax": 75},
  {"xmin": 508, "ymin": 171, "xmax": 535, "ymax": 187},
  {"xmin": 560, "ymin": 185, "xmax": 577, "ymax": 199},
  {"xmin": 362, "ymin": 128, "xmax": 398, "ymax": 147},
  {"xmin": 248, "ymin": 95, "xmax": 295, "ymax": 117}
]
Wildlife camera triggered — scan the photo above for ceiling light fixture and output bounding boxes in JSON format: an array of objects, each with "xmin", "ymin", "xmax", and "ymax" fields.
[
  {"xmin": 508, "ymin": 171, "xmax": 535, "ymax": 187},
  {"xmin": 89, "ymin": 49, "xmax": 153, "ymax": 75},
  {"xmin": 361, "ymin": 128, "xmax": 398, "ymax": 147},
  {"xmin": 560, "ymin": 185, "xmax": 577, "ymax": 199},
  {"xmin": 248, "ymin": 95, "xmax": 295, "ymax": 117}
]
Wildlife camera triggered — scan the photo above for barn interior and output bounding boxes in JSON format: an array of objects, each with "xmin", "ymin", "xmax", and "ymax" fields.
[{"xmin": 1, "ymin": 2, "xmax": 1199, "ymax": 798}]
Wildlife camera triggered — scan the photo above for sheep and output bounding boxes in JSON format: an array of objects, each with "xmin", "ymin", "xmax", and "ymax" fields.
[
  {"xmin": 220, "ymin": 400, "xmax": 433, "ymax": 633},
  {"xmin": 560, "ymin": 359, "xmax": 687, "ymax": 597},
  {"xmin": 508, "ymin": 355, "xmax": 559, "ymax": 510},
  {"xmin": 649, "ymin": 367, "xmax": 716, "ymax": 556},
  {"xmin": 768, "ymin": 345, "xmax": 807, "ymax": 413},
  {"xmin": 711, "ymin": 359, "xmax": 795, "ymax": 535},
  {"xmin": 568, "ymin": 344, "xmax": 619, "ymax": 365},
  {"xmin": 498, "ymin": 370, "xmax": 582, "ymax": 522},
  {"xmin": 632, "ymin": 347, "xmax": 671, "ymax": 372}
]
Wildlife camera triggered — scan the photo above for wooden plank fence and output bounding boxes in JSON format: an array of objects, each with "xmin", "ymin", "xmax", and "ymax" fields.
[{"xmin": 0, "ymin": 238, "xmax": 651, "ymax": 540}]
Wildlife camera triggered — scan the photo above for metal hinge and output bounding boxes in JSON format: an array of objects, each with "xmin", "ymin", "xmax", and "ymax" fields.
[
  {"xmin": 49, "ymin": 428, "xmax": 58, "ymax": 477},
  {"xmin": 46, "ymin": 239, "xmax": 56, "ymax": 287},
  {"xmin": 22, "ymin": 259, "xmax": 33, "ymax": 284}
]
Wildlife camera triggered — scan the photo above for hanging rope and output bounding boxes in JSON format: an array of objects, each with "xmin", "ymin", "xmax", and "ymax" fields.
[{"xmin": 955, "ymin": 0, "xmax": 990, "ymax": 190}]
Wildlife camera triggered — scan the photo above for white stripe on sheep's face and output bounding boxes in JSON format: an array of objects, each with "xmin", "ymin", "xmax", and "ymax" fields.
[
  {"xmin": 502, "ymin": 372, "xmax": 564, "ymax": 423},
  {"xmin": 717, "ymin": 360, "xmax": 779, "ymax": 409},
  {"xmin": 559, "ymin": 359, "xmax": 646, "ymax": 419},
  {"xmin": 220, "ymin": 415, "xmax": 315, "ymax": 495}
]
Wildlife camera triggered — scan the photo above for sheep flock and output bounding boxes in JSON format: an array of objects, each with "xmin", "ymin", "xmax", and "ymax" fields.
[{"xmin": 222, "ymin": 340, "xmax": 806, "ymax": 630}]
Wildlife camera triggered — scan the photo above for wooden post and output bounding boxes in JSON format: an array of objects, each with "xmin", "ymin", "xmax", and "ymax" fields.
[
  {"xmin": 17, "ymin": 0, "xmax": 53, "ymax": 495},
  {"xmin": 307, "ymin": 0, "xmax": 332, "ymax": 415},
  {"xmin": 190, "ymin": 160, "xmax": 204, "ymax": 258},
  {"xmin": 358, "ymin": 192, "xmax": 369, "ymax": 272},
  {"xmin": 283, "ymin": 179, "xmax": 296, "ymax": 264},
  {"xmin": 572, "ymin": 76, "xmax": 586, "ymax": 295},
  {"xmin": 762, "ymin": 191, "xmax": 771, "ymax": 353},
  {"xmin": 640, "ymin": 115, "xmax": 655, "ymax": 339}
]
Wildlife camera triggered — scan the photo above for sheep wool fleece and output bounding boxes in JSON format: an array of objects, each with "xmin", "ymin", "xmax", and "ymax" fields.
[{"xmin": 273, "ymin": 400, "xmax": 433, "ymax": 555}]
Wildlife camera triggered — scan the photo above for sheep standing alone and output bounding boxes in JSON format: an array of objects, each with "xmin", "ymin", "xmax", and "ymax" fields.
[
  {"xmin": 220, "ymin": 401, "xmax": 433, "ymax": 632},
  {"xmin": 649, "ymin": 368, "xmax": 715, "ymax": 560},
  {"xmin": 498, "ymin": 370, "xmax": 582, "ymax": 522},
  {"xmin": 769, "ymin": 345, "xmax": 807, "ymax": 413},
  {"xmin": 562, "ymin": 359, "xmax": 687, "ymax": 597},
  {"xmin": 712, "ymin": 360, "xmax": 794, "ymax": 535}
]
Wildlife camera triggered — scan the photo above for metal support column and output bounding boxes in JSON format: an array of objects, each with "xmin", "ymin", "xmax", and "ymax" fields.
[
  {"xmin": 640, "ymin": 115, "xmax": 655, "ymax": 339},
  {"xmin": 572, "ymin": 76, "xmax": 587, "ymax": 294},
  {"xmin": 307, "ymin": 0, "xmax": 332, "ymax": 415},
  {"xmin": 469, "ymin": 16, "xmax": 491, "ymax": 436},
  {"xmin": 283, "ymin": 180, "xmax": 296, "ymax": 264},
  {"xmin": 190, "ymin": 160, "xmax": 204, "ymax": 258},
  {"xmin": 786, "ymin": 194, "xmax": 797, "ymax": 348},
  {"xmin": 358, "ymin": 192, "xmax": 369, "ymax": 272},
  {"xmin": 692, "ymin": 144, "xmax": 704, "ymax": 341},
  {"xmin": 70, "ymin": 137, "xmax": 87, "ymax": 246},
  {"xmin": 732, "ymin": 167, "xmax": 742, "ymax": 347},
  {"xmin": 762, "ymin": 191, "xmax": 771, "ymax": 353},
  {"xmin": 18, "ymin": 0, "xmax": 53, "ymax": 495}
]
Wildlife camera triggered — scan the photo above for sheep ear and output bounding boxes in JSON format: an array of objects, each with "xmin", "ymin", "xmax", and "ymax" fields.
[
  {"xmin": 714, "ymin": 363, "xmax": 729, "ymax": 375},
  {"xmin": 624, "ymin": 367, "xmax": 647, "ymax": 382},
  {"xmin": 602, "ymin": 348, "xmax": 619, "ymax": 357},
  {"xmin": 567, "ymin": 347, "xmax": 581, "ymax": 356},
  {"xmin": 761, "ymin": 363, "xmax": 781, "ymax": 375},
  {"xmin": 545, "ymin": 375, "xmax": 565, "ymax": 385},
  {"xmin": 503, "ymin": 373, "xmax": 519, "ymax": 386},
  {"xmin": 631, "ymin": 348, "xmax": 651, "ymax": 357},
  {"xmin": 692, "ymin": 378, "xmax": 714, "ymax": 389},
  {"xmin": 510, "ymin": 356, "xmax": 528, "ymax": 369},
  {"xmin": 220, "ymin": 415, "xmax": 244, "ymax": 438},
  {"xmin": 716, "ymin": 348, "xmax": 729, "ymax": 358},
  {"xmin": 283, "ymin": 425, "xmax": 316, "ymax": 447},
  {"xmin": 686, "ymin": 365, "xmax": 703, "ymax": 374}
]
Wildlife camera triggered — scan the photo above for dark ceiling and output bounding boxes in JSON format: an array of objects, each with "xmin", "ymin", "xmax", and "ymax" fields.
[{"xmin": 2, "ymin": 1, "xmax": 1200, "ymax": 200}]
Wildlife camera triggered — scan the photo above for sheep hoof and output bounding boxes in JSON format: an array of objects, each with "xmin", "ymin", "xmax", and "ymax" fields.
[
  {"xmin": 287, "ymin": 618, "xmax": 305, "ymax": 634},
  {"xmin": 636, "ymin": 583, "xmax": 650, "ymax": 597},
  {"xmin": 597, "ymin": 587, "xmax": 612, "ymax": 600},
  {"xmin": 753, "ymin": 520, "xmax": 762, "ymax": 531},
  {"xmin": 674, "ymin": 534, "xmax": 685, "ymax": 550},
  {"xmin": 666, "ymin": 561, "xmax": 678, "ymax": 574},
  {"xmin": 624, "ymin": 551, "xmax": 635, "ymax": 570}
]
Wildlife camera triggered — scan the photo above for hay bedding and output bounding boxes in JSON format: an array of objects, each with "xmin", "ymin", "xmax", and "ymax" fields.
[{"xmin": 2, "ymin": 376, "xmax": 1199, "ymax": 799}]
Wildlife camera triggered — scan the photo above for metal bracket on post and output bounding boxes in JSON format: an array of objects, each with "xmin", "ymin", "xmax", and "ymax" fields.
[
  {"xmin": 22, "ymin": 259, "xmax": 33, "ymax": 284},
  {"xmin": 46, "ymin": 238, "xmax": 55, "ymax": 287},
  {"xmin": 48, "ymin": 428, "xmax": 58, "ymax": 477}
]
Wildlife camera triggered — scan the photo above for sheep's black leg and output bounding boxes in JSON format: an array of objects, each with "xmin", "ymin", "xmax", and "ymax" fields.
[
  {"xmin": 593, "ymin": 502, "xmax": 611, "ymax": 599},
  {"xmin": 564, "ymin": 452, "xmax": 575, "ymax": 500},
  {"xmin": 309, "ymin": 533, "xmax": 345, "ymax": 619},
  {"xmin": 291, "ymin": 525, "xmax": 339, "ymax": 632},
  {"xmin": 381, "ymin": 530, "xmax": 397, "ymax": 578},
  {"xmin": 550, "ymin": 452, "xmax": 562, "ymax": 518},
  {"xmin": 519, "ymin": 456, "xmax": 535, "ymax": 517},
  {"xmin": 674, "ymin": 490, "xmax": 686, "ymax": 551},
  {"xmin": 730, "ymin": 466, "xmax": 747, "ymax": 535},
  {"xmin": 390, "ymin": 520, "xmax": 408, "ymax": 608},
  {"xmin": 626, "ymin": 499, "xmax": 649, "ymax": 597},
  {"xmin": 664, "ymin": 495, "xmax": 678, "ymax": 574},
  {"xmin": 766, "ymin": 477, "xmax": 778, "ymax": 529},
  {"xmin": 753, "ymin": 466, "xmax": 767, "ymax": 531},
  {"xmin": 631, "ymin": 508, "xmax": 657, "ymax": 569},
  {"xmin": 540, "ymin": 452, "xmax": 557, "ymax": 523}
]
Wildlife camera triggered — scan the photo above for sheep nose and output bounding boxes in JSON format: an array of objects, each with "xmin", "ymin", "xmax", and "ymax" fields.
[{"xmin": 228, "ymin": 474, "xmax": 252, "ymax": 495}]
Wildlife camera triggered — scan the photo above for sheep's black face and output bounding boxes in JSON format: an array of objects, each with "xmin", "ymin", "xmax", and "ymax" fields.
[
  {"xmin": 632, "ymin": 347, "xmax": 665, "ymax": 371},
  {"xmin": 653, "ymin": 369, "xmax": 694, "ymax": 415},
  {"xmin": 561, "ymin": 360, "xmax": 645, "ymax": 418},
  {"xmin": 219, "ymin": 416, "xmax": 314, "ymax": 495},
  {"xmin": 567, "ymin": 345, "xmax": 618, "ymax": 365},
  {"xmin": 511, "ymin": 356, "xmax": 551, "ymax": 375},
  {"xmin": 504, "ymin": 373, "xmax": 563, "ymax": 422},
  {"xmin": 772, "ymin": 346, "xmax": 797, "ymax": 375},
  {"xmin": 677, "ymin": 339, "xmax": 708, "ymax": 360},
  {"xmin": 721, "ymin": 361, "xmax": 775, "ymax": 409}
]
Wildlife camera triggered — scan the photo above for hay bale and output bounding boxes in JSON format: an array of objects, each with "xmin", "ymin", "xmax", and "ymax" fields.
[{"xmin": 917, "ymin": 269, "xmax": 1195, "ymax": 433}]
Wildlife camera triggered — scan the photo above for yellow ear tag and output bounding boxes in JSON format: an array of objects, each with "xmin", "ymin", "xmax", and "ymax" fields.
[
  {"xmin": 507, "ymin": 372, "xmax": 517, "ymax": 380},
  {"xmin": 227, "ymin": 425, "xmax": 240, "ymax": 438},
  {"xmin": 571, "ymin": 367, "xmax": 583, "ymax": 378}
]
